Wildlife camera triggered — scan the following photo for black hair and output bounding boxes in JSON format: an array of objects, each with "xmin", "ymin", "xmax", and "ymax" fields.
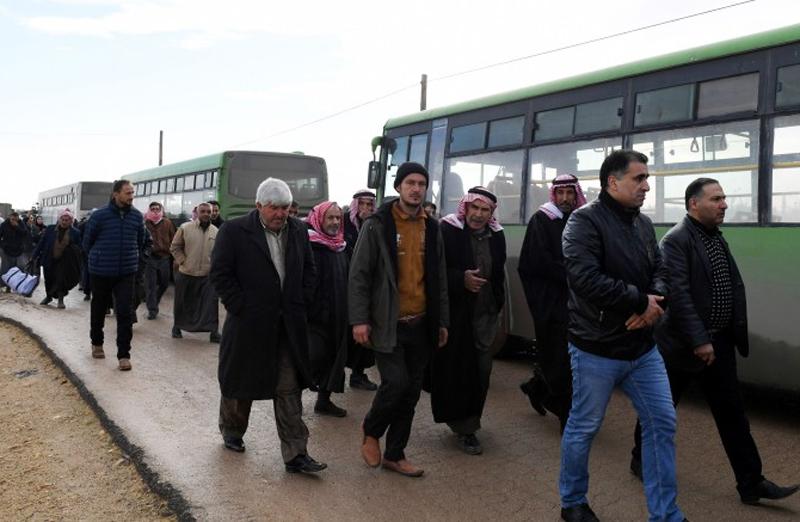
[
  {"xmin": 684, "ymin": 177, "xmax": 719, "ymax": 210},
  {"xmin": 207, "ymin": 200, "xmax": 220, "ymax": 207},
  {"xmin": 290, "ymin": 201, "xmax": 299, "ymax": 208},
  {"xmin": 112, "ymin": 179, "xmax": 131, "ymax": 193},
  {"xmin": 149, "ymin": 201, "xmax": 162, "ymax": 209},
  {"xmin": 599, "ymin": 150, "xmax": 649, "ymax": 189}
]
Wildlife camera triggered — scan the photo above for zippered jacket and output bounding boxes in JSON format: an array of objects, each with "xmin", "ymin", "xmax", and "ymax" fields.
[
  {"xmin": 82, "ymin": 202, "xmax": 145, "ymax": 277},
  {"xmin": 562, "ymin": 191, "xmax": 668, "ymax": 360}
]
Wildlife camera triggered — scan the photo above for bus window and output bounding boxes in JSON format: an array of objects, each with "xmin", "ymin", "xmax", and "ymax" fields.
[
  {"xmin": 534, "ymin": 106, "xmax": 574, "ymax": 141},
  {"xmin": 204, "ymin": 171, "xmax": 213, "ymax": 189},
  {"xmin": 209, "ymin": 170, "xmax": 218, "ymax": 188},
  {"xmin": 574, "ymin": 97, "xmax": 623, "ymax": 135},
  {"xmin": 136, "ymin": 184, "xmax": 144, "ymax": 196},
  {"xmin": 175, "ymin": 176, "xmax": 185, "ymax": 192},
  {"xmin": 527, "ymin": 137, "xmax": 621, "ymax": 220},
  {"xmin": 634, "ymin": 84, "xmax": 695, "ymax": 127},
  {"xmin": 444, "ymin": 149, "xmax": 524, "ymax": 224},
  {"xmin": 165, "ymin": 177, "xmax": 175, "ymax": 193},
  {"xmin": 184, "ymin": 174, "xmax": 195, "ymax": 191},
  {"xmin": 772, "ymin": 114, "xmax": 800, "ymax": 223},
  {"xmin": 81, "ymin": 182, "xmax": 112, "ymax": 210},
  {"xmin": 165, "ymin": 194, "xmax": 182, "ymax": 217},
  {"xmin": 390, "ymin": 136, "xmax": 409, "ymax": 166},
  {"xmin": 488, "ymin": 116, "xmax": 524, "ymax": 148},
  {"xmin": 633, "ymin": 119, "xmax": 759, "ymax": 223},
  {"xmin": 195, "ymin": 173, "xmax": 205, "ymax": 191},
  {"xmin": 450, "ymin": 123, "xmax": 486, "ymax": 153},
  {"xmin": 409, "ymin": 134, "xmax": 428, "ymax": 164},
  {"xmin": 697, "ymin": 73, "xmax": 759, "ymax": 119},
  {"xmin": 158, "ymin": 179, "xmax": 167, "ymax": 194},
  {"xmin": 776, "ymin": 64, "xmax": 800, "ymax": 108}
]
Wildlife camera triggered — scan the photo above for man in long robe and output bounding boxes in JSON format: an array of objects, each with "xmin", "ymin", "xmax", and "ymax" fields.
[
  {"xmin": 343, "ymin": 189, "xmax": 378, "ymax": 390},
  {"xmin": 34, "ymin": 208, "xmax": 82, "ymax": 308},
  {"xmin": 518, "ymin": 174, "xmax": 586, "ymax": 431},
  {"xmin": 170, "ymin": 202, "xmax": 220, "ymax": 343},
  {"xmin": 144, "ymin": 201, "xmax": 176, "ymax": 320},
  {"xmin": 306, "ymin": 201, "xmax": 350, "ymax": 417},
  {"xmin": 430, "ymin": 187, "xmax": 506, "ymax": 455}
]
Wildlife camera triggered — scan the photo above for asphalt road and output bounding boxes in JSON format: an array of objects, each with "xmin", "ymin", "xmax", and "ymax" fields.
[{"xmin": 1, "ymin": 285, "xmax": 798, "ymax": 521}]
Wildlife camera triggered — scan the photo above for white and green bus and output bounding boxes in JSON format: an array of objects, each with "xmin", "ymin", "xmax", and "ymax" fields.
[
  {"xmin": 122, "ymin": 150, "xmax": 328, "ymax": 221},
  {"xmin": 368, "ymin": 24, "xmax": 800, "ymax": 393}
]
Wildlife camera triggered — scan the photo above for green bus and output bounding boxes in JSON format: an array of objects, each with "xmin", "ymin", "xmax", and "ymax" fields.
[
  {"xmin": 122, "ymin": 150, "xmax": 328, "ymax": 221},
  {"xmin": 368, "ymin": 24, "xmax": 800, "ymax": 393}
]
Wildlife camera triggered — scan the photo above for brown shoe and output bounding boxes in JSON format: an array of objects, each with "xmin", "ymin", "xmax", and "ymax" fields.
[
  {"xmin": 91, "ymin": 344, "xmax": 105, "ymax": 359},
  {"xmin": 361, "ymin": 423, "xmax": 381, "ymax": 468},
  {"xmin": 382, "ymin": 459, "xmax": 424, "ymax": 477},
  {"xmin": 118, "ymin": 358, "xmax": 132, "ymax": 371}
]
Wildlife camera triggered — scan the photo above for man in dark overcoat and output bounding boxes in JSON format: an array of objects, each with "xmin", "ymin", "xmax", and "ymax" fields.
[
  {"xmin": 343, "ymin": 189, "xmax": 378, "ymax": 390},
  {"xmin": 630, "ymin": 178, "xmax": 798, "ymax": 504},
  {"xmin": 210, "ymin": 177, "xmax": 326, "ymax": 474},
  {"xmin": 518, "ymin": 174, "xmax": 586, "ymax": 431},
  {"xmin": 431, "ymin": 187, "xmax": 506, "ymax": 455}
]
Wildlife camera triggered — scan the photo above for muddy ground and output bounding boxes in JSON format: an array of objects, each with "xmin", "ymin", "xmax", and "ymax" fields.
[{"xmin": 0, "ymin": 320, "xmax": 175, "ymax": 521}]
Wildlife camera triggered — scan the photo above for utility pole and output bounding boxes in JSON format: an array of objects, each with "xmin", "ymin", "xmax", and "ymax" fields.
[
  {"xmin": 158, "ymin": 130, "xmax": 164, "ymax": 166},
  {"xmin": 420, "ymin": 74, "xmax": 428, "ymax": 111}
]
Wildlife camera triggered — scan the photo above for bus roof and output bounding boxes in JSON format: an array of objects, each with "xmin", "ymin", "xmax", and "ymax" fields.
[
  {"xmin": 122, "ymin": 152, "xmax": 227, "ymax": 182},
  {"xmin": 121, "ymin": 150, "xmax": 325, "ymax": 183},
  {"xmin": 385, "ymin": 23, "xmax": 800, "ymax": 130}
]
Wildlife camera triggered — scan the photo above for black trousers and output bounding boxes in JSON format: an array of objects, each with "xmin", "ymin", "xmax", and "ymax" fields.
[
  {"xmin": 633, "ymin": 333, "xmax": 763, "ymax": 491},
  {"xmin": 363, "ymin": 320, "xmax": 430, "ymax": 461},
  {"xmin": 525, "ymin": 316, "xmax": 571, "ymax": 426},
  {"xmin": 144, "ymin": 255, "xmax": 170, "ymax": 314},
  {"xmin": 90, "ymin": 273, "xmax": 135, "ymax": 359}
]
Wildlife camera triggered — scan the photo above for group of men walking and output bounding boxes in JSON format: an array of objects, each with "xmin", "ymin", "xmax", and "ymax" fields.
[
  {"xmin": 13, "ymin": 149, "xmax": 796, "ymax": 520},
  {"xmin": 514, "ymin": 151, "xmax": 797, "ymax": 521}
]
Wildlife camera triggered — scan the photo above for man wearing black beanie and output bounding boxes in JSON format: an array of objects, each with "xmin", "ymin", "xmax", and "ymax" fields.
[
  {"xmin": 350, "ymin": 161, "xmax": 449, "ymax": 477},
  {"xmin": 393, "ymin": 162, "xmax": 429, "ymax": 189}
]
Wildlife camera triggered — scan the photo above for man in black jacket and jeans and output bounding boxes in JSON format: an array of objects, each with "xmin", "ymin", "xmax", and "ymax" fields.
[
  {"xmin": 559, "ymin": 150, "xmax": 685, "ymax": 522},
  {"xmin": 630, "ymin": 178, "xmax": 798, "ymax": 505}
]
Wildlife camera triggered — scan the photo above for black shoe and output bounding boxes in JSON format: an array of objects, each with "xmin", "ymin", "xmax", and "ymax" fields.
[
  {"xmin": 209, "ymin": 331, "xmax": 221, "ymax": 343},
  {"xmin": 458, "ymin": 433, "xmax": 483, "ymax": 455},
  {"xmin": 40, "ymin": 296, "xmax": 53, "ymax": 305},
  {"xmin": 285, "ymin": 454, "xmax": 327, "ymax": 474},
  {"xmin": 561, "ymin": 503, "xmax": 599, "ymax": 522},
  {"xmin": 147, "ymin": 310, "xmax": 157, "ymax": 320},
  {"xmin": 223, "ymin": 436, "xmax": 245, "ymax": 453},
  {"xmin": 630, "ymin": 455, "xmax": 643, "ymax": 482},
  {"xmin": 314, "ymin": 400, "xmax": 347, "ymax": 417},
  {"xmin": 349, "ymin": 372, "xmax": 378, "ymax": 391},
  {"xmin": 171, "ymin": 326, "xmax": 182, "ymax": 338},
  {"xmin": 740, "ymin": 479, "xmax": 799, "ymax": 504},
  {"xmin": 520, "ymin": 380, "xmax": 547, "ymax": 416}
]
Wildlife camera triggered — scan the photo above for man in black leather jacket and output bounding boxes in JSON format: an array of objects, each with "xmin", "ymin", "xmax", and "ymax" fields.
[
  {"xmin": 558, "ymin": 150, "xmax": 685, "ymax": 522},
  {"xmin": 630, "ymin": 178, "xmax": 798, "ymax": 505}
]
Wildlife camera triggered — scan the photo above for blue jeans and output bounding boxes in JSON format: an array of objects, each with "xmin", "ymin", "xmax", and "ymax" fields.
[{"xmin": 560, "ymin": 344, "xmax": 683, "ymax": 522}]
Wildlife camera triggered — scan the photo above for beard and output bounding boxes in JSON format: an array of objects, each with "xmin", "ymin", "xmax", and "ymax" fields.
[{"xmin": 199, "ymin": 219, "xmax": 211, "ymax": 230}]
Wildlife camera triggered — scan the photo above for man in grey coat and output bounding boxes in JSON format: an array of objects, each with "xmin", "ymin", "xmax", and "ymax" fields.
[{"xmin": 349, "ymin": 162, "xmax": 449, "ymax": 478}]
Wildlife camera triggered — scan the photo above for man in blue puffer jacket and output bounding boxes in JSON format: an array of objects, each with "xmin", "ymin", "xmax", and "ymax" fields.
[{"xmin": 82, "ymin": 180, "xmax": 145, "ymax": 371}]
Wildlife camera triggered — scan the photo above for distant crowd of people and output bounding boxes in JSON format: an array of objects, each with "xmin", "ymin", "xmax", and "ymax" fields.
[{"xmin": 2, "ymin": 150, "xmax": 797, "ymax": 522}]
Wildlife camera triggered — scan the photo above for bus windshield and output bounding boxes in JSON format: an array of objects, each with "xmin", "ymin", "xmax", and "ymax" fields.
[
  {"xmin": 80, "ymin": 182, "xmax": 113, "ymax": 210},
  {"xmin": 228, "ymin": 154, "xmax": 326, "ymax": 204}
]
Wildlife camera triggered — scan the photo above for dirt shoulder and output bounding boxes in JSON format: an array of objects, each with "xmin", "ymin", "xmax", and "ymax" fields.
[{"xmin": 0, "ymin": 320, "xmax": 176, "ymax": 521}]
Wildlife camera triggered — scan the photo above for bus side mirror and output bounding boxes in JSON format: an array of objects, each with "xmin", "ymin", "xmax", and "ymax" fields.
[{"xmin": 367, "ymin": 161, "xmax": 381, "ymax": 189}]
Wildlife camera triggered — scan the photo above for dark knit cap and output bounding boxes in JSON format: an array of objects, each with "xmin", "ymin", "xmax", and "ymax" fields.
[{"xmin": 393, "ymin": 162, "xmax": 429, "ymax": 189}]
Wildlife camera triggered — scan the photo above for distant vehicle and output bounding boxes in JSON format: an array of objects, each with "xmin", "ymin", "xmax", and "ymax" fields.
[
  {"xmin": 367, "ymin": 24, "xmax": 800, "ymax": 394},
  {"xmin": 37, "ymin": 182, "xmax": 113, "ymax": 225},
  {"xmin": 121, "ymin": 150, "xmax": 328, "ymax": 221}
]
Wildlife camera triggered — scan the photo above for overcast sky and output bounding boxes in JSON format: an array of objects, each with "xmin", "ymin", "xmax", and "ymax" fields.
[{"xmin": 2, "ymin": 0, "xmax": 799, "ymax": 209}]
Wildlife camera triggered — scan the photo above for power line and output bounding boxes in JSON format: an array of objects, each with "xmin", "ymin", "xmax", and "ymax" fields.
[
  {"xmin": 231, "ymin": 0, "xmax": 757, "ymax": 146},
  {"xmin": 431, "ymin": 0, "xmax": 756, "ymax": 82}
]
